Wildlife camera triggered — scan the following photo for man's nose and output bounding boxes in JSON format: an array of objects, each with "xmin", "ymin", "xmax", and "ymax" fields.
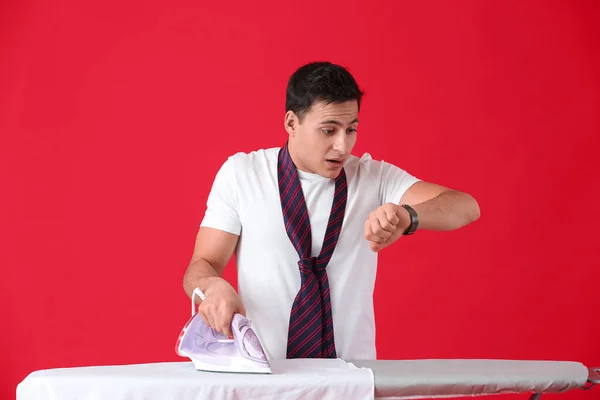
[{"xmin": 333, "ymin": 133, "xmax": 349, "ymax": 155}]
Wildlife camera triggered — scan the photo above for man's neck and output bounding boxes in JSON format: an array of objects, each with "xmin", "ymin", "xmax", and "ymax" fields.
[{"xmin": 286, "ymin": 141, "xmax": 312, "ymax": 174}]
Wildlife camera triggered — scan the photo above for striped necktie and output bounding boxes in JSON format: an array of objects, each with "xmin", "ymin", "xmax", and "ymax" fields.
[{"xmin": 277, "ymin": 143, "xmax": 347, "ymax": 358}]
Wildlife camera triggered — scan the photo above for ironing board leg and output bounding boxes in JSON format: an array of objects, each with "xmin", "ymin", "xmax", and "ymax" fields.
[{"xmin": 529, "ymin": 394, "xmax": 542, "ymax": 400}]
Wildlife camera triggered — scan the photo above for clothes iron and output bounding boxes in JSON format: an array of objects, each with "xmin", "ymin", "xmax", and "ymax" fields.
[{"xmin": 175, "ymin": 288, "xmax": 272, "ymax": 374}]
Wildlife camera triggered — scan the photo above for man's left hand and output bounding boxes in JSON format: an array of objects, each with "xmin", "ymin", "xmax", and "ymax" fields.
[{"xmin": 364, "ymin": 203, "xmax": 410, "ymax": 252}]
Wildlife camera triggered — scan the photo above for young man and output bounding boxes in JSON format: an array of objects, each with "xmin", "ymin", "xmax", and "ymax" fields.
[{"xmin": 183, "ymin": 61, "xmax": 480, "ymax": 361}]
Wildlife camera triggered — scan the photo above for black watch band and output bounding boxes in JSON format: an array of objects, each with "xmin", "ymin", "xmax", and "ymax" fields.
[{"xmin": 401, "ymin": 204, "xmax": 419, "ymax": 235}]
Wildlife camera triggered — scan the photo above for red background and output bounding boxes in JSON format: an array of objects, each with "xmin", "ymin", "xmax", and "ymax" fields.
[{"xmin": 1, "ymin": 1, "xmax": 598, "ymax": 399}]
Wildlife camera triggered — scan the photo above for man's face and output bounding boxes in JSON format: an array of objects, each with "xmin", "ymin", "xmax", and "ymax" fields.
[{"xmin": 285, "ymin": 100, "xmax": 359, "ymax": 179}]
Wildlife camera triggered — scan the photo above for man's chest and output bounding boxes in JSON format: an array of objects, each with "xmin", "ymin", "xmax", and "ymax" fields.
[{"xmin": 236, "ymin": 172, "xmax": 380, "ymax": 254}]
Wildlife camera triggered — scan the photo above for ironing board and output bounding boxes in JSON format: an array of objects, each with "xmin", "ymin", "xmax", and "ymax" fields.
[
  {"xmin": 16, "ymin": 359, "xmax": 599, "ymax": 400},
  {"xmin": 349, "ymin": 359, "xmax": 599, "ymax": 399}
]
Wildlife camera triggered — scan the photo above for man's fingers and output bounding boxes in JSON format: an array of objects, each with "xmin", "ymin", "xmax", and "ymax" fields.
[
  {"xmin": 221, "ymin": 323, "xmax": 232, "ymax": 338},
  {"xmin": 370, "ymin": 240, "xmax": 388, "ymax": 252},
  {"xmin": 364, "ymin": 218, "xmax": 372, "ymax": 239},
  {"xmin": 364, "ymin": 204, "xmax": 403, "ymax": 240},
  {"xmin": 237, "ymin": 302, "xmax": 247, "ymax": 317},
  {"xmin": 383, "ymin": 204, "xmax": 400, "ymax": 225},
  {"xmin": 364, "ymin": 204, "xmax": 405, "ymax": 253},
  {"xmin": 370, "ymin": 241, "xmax": 378, "ymax": 252},
  {"xmin": 365, "ymin": 218, "xmax": 386, "ymax": 243},
  {"xmin": 200, "ymin": 302, "xmax": 223, "ymax": 332},
  {"xmin": 377, "ymin": 206, "xmax": 400, "ymax": 231},
  {"xmin": 199, "ymin": 302, "xmax": 242, "ymax": 339},
  {"xmin": 371, "ymin": 212, "xmax": 394, "ymax": 239},
  {"xmin": 205, "ymin": 307, "xmax": 218, "ymax": 332},
  {"xmin": 219, "ymin": 308, "xmax": 234, "ymax": 338},
  {"xmin": 198, "ymin": 309, "xmax": 210, "ymax": 327}
]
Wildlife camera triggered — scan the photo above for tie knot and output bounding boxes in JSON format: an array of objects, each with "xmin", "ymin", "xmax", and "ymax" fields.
[{"xmin": 298, "ymin": 257, "xmax": 325, "ymax": 274}]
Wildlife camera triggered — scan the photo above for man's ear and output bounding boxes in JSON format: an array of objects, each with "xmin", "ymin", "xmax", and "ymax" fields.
[{"xmin": 284, "ymin": 110, "xmax": 298, "ymax": 137}]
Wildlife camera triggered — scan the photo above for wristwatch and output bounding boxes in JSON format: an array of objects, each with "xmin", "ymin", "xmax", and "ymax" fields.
[{"xmin": 401, "ymin": 204, "xmax": 419, "ymax": 235}]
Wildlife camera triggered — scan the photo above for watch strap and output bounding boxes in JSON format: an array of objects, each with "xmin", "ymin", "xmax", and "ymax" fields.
[{"xmin": 401, "ymin": 204, "xmax": 419, "ymax": 235}]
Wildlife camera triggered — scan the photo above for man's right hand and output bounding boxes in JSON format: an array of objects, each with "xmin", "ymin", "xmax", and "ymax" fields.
[{"xmin": 196, "ymin": 277, "xmax": 246, "ymax": 339}]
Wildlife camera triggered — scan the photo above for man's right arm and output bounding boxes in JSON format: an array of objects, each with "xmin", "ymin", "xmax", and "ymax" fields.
[
  {"xmin": 185, "ymin": 154, "xmax": 246, "ymax": 335},
  {"xmin": 183, "ymin": 226, "xmax": 245, "ymax": 336},
  {"xmin": 183, "ymin": 226, "xmax": 238, "ymax": 298}
]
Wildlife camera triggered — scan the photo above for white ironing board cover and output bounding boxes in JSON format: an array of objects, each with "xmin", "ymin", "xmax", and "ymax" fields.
[
  {"xmin": 350, "ymin": 359, "xmax": 589, "ymax": 399},
  {"xmin": 16, "ymin": 359, "xmax": 375, "ymax": 400}
]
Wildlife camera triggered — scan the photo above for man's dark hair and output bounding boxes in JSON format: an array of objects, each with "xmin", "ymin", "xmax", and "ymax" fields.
[{"xmin": 285, "ymin": 61, "xmax": 363, "ymax": 121}]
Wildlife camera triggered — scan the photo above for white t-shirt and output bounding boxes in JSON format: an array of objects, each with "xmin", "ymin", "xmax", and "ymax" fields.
[{"xmin": 200, "ymin": 147, "xmax": 420, "ymax": 360}]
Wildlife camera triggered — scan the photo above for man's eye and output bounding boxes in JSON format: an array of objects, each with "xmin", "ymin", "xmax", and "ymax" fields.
[{"xmin": 322, "ymin": 129, "xmax": 334, "ymax": 135}]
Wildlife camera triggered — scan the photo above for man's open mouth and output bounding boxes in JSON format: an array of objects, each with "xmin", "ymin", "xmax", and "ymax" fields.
[{"xmin": 325, "ymin": 159, "xmax": 344, "ymax": 168}]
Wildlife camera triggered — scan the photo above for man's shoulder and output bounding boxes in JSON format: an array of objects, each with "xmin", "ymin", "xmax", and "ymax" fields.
[
  {"xmin": 346, "ymin": 152, "xmax": 384, "ymax": 172},
  {"xmin": 346, "ymin": 152, "xmax": 414, "ymax": 182},
  {"xmin": 217, "ymin": 147, "xmax": 280, "ymax": 177},
  {"xmin": 347, "ymin": 152, "xmax": 373, "ymax": 164},
  {"xmin": 227, "ymin": 147, "xmax": 280, "ymax": 163},
  {"xmin": 222, "ymin": 147, "xmax": 280, "ymax": 171}
]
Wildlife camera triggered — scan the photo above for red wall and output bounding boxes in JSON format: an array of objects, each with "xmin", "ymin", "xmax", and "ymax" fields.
[{"xmin": 1, "ymin": 1, "xmax": 598, "ymax": 399}]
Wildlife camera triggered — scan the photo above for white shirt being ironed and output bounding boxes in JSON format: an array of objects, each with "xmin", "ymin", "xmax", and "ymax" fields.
[{"xmin": 200, "ymin": 147, "xmax": 420, "ymax": 361}]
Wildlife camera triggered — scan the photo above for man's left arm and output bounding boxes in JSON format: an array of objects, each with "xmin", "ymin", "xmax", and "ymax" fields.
[
  {"xmin": 364, "ymin": 181, "xmax": 480, "ymax": 252},
  {"xmin": 400, "ymin": 181, "xmax": 480, "ymax": 231}
]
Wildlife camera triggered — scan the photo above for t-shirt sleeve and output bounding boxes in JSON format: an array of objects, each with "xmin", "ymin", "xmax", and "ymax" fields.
[
  {"xmin": 200, "ymin": 157, "xmax": 241, "ymax": 235},
  {"xmin": 378, "ymin": 160, "xmax": 421, "ymax": 205}
]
